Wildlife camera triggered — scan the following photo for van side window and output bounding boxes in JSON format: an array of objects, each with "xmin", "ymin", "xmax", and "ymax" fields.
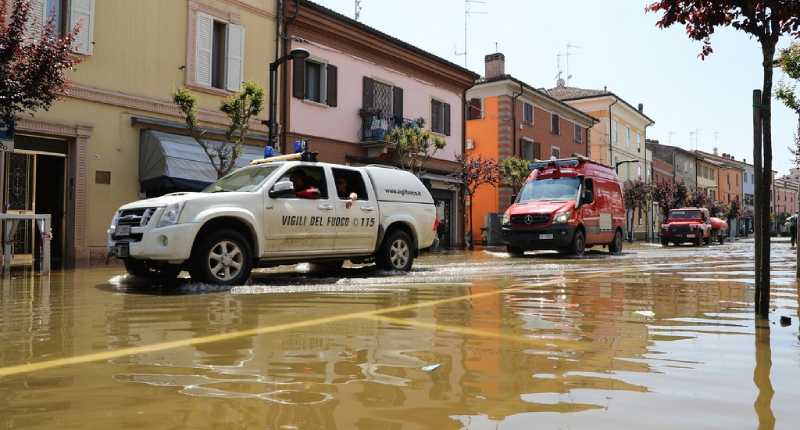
[
  {"xmin": 283, "ymin": 167, "xmax": 328, "ymax": 199},
  {"xmin": 584, "ymin": 179, "xmax": 594, "ymax": 199}
]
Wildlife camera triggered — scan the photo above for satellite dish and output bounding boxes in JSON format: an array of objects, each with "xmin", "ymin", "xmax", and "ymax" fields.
[{"xmin": 556, "ymin": 77, "xmax": 566, "ymax": 87}]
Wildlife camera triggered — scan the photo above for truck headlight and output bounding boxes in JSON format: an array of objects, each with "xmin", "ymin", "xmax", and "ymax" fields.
[
  {"xmin": 502, "ymin": 213, "xmax": 510, "ymax": 226},
  {"xmin": 552, "ymin": 211, "xmax": 571, "ymax": 224},
  {"xmin": 157, "ymin": 201, "xmax": 185, "ymax": 228}
]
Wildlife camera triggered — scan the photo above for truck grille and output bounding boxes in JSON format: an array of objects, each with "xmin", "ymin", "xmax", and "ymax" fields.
[
  {"xmin": 112, "ymin": 207, "xmax": 157, "ymax": 241},
  {"xmin": 510, "ymin": 214, "xmax": 550, "ymax": 227},
  {"xmin": 668, "ymin": 226, "xmax": 693, "ymax": 234}
]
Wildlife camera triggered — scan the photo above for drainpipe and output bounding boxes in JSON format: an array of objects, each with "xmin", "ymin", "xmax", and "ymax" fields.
[{"xmin": 512, "ymin": 82, "xmax": 523, "ymax": 158}]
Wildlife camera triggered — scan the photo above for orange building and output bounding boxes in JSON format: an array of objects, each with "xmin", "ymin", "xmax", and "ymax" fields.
[{"xmin": 465, "ymin": 53, "xmax": 597, "ymax": 244}]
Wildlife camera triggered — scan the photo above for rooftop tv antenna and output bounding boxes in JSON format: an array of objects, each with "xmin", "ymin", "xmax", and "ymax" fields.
[
  {"xmin": 454, "ymin": 0, "xmax": 486, "ymax": 68},
  {"xmin": 565, "ymin": 43, "xmax": 579, "ymax": 86},
  {"xmin": 354, "ymin": 0, "xmax": 362, "ymax": 20}
]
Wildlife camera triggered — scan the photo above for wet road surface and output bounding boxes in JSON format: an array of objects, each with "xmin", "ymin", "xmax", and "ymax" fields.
[{"xmin": 1, "ymin": 239, "xmax": 799, "ymax": 429}]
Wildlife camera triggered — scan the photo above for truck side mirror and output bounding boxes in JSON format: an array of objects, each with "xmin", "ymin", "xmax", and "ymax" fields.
[
  {"xmin": 269, "ymin": 180, "xmax": 295, "ymax": 198},
  {"xmin": 583, "ymin": 189, "xmax": 594, "ymax": 204}
]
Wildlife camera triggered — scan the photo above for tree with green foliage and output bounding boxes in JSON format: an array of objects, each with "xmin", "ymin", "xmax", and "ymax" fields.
[
  {"xmin": 449, "ymin": 153, "xmax": 503, "ymax": 250},
  {"xmin": 776, "ymin": 42, "xmax": 800, "ymax": 165},
  {"xmin": 0, "ymin": 0, "xmax": 85, "ymax": 131},
  {"xmin": 390, "ymin": 124, "xmax": 446, "ymax": 177},
  {"xmin": 646, "ymin": 0, "xmax": 800, "ymax": 318},
  {"xmin": 502, "ymin": 157, "xmax": 530, "ymax": 197},
  {"xmin": 172, "ymin": 81, "xmax": 265, "ymax": 179}
]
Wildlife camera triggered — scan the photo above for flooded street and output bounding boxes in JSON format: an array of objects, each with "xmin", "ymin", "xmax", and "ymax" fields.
[{"xmin": 1, "ymin": 240, "xmax": 799, "ymax": 429}]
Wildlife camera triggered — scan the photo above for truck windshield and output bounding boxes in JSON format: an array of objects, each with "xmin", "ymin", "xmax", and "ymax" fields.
[
  {"xmin": 518, "ymin": 177, "xmax": 580, "ymax": 202},
  {"xmin": 669, "ymin": 210, "xmax": 701, "ymax": 219},
  {"xmin": 202, "ymin": 165, "xmax": 280, "ymax": 193}
]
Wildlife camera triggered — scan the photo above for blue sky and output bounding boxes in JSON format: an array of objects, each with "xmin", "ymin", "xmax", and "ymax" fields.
[{"xmin": 316, "ymin": 0, "xmax": 799, "ymax": 176}]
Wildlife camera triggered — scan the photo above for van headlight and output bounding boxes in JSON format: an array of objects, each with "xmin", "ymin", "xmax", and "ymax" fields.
[
  {"xmin": 502, "ymin": 213, "xmax": 510, "ymax": 225},
  {"xmin": 157, "ymin": 201, "xmax": 185, "ymax": 228},
  {"xmin": 552, "ymin": 211, "xmax": 571, "ymax": 224}
]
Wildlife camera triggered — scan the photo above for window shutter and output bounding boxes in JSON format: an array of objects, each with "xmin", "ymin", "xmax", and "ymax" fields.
[
  {"xmin": 551, "ymin": 114, "xmax": 560, "ymax": 134},
  {"xmin": 469, "ymin": 98, "xmax": 481, "ymax": 120},
  {"xmin": 362, "ymin": 76, "xmax": 374, "ymax": 109},
  {"xmin": 443, "ymin": 103, "xmax": 451, "ymax": 136},
  {"xmin": 225, "ymin": 24, "xmax": 244, "ymax": 91},
  {"xmin": 69, "ymin": 0, "xmax": 94, "ymax": 55},
  {"xmin": 25, "ymin": 0, "xmax": 46, "ymax": 40},
  {"xmin": 326, "ymin": 64, "xmax": 338, "ymax": 107},
  {"xmin": 291, "ymin": 57, "xmax": 305, "ymax": 99},
  {"xmin": 533, "ymin": 141, "xmax": 541, "ymax": 160},
  {"xmin": 574, "ymin": 124, "xmax": 581, "ymax": 142},
  {"xmin": 195, "ymin": 12, "xmax": 213, "ymax": 87},
  {"xmin": 430, "ymin": 99, "xmax": 439, "ymax": 132},
  {"xmin": 393, "ymin": 86, "xmax": 403, "ymax": 118}
]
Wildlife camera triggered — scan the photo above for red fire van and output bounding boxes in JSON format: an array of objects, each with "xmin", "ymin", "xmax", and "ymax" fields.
[{"xmin": 501, "ymin": 156, "xmax": 626, "ymax": 256}]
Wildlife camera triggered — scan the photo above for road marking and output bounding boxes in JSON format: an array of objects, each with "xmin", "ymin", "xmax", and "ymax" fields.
[{"xmin": 0, "ymin": 276, "xmax": 581, "ymax": 377}]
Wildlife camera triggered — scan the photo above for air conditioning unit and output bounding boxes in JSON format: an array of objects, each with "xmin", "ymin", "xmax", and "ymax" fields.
[{"xmin": 466, "ymin": 139, "xmax": 474, "ymax": 149}]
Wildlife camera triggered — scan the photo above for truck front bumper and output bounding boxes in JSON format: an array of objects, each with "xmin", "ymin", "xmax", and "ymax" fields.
[
  {"xmin": 502, "ymin": 225, "xmax": 576, "ymax": 250},
  {"xmin": 107, "ymin": 222, "xmax": 199, "ymax": 262}
]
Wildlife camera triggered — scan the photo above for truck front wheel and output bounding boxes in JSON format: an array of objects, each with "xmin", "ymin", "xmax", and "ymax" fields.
[
  {"xmin": 377, "ymin": 230, "xmax": 413, "ymax": 271},
  {"xmin": 506, "ymin": 245, "xmax": 524, "ymax": 256},
  {"xmin": 569, "ymin": 230, "xmax": 585, "ymax": 257},
  {"xmin": 189, "ymin": 229, "xmax": 253, "ymax": 285},
  {"xmin": 609, "ymin": 229, "xmax": 623, "ymax": 254}
]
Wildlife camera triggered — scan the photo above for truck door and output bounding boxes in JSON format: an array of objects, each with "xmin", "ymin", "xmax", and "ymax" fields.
[
  {"xmin": 263, "ymin": 166, "xmax": 336, "ymax": 255},
  {"xmin": 581, "ymin": 178, "xmax": 602, "ymax": 244},
  {"xmin": 331, "ymin": 168, "xmax": 379, "ymax": 251}
]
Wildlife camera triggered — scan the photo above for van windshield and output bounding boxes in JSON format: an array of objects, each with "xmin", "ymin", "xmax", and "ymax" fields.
[
  {"xmin": 202, "ymin": 165, "xmax": 280, "ymax": 193},
  {"xmin": 518, "ymin": 177, "xmax": 580, "ymax": 202}
]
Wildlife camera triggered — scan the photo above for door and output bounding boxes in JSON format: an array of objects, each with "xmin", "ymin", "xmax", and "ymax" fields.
[
  {"xmin": 262, "ymin": 166, "xmax": 336, "ymax": 255},
  {"xmin": 331, "ymin": 168, "xmax": 379, "ymax": 252}
]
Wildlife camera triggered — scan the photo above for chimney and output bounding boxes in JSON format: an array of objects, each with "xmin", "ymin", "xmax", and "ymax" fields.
[
  {"xmin": 485, "ymin": 53, "xmax": 505, "ymax": 78},
  {"xmin": 638, "ymin": 103, "xmax": 643, "ymax": 112}
]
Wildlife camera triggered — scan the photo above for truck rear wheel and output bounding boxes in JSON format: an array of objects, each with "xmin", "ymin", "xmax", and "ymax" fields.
[
  {"xmin": 569, "ymin": 230, "xmax": 585, "ymax": 256},
  {"xmin": 718, "ymin": 235, "xmax": 725, "ymax": 244},
  {"xmin": 609, "ymin": 229, "xmax": 623, "ymax": 254},
  {"xmin": 189, "ymin": 229, "xmax": 253, "ymax": 285},
  {"xmin": 377, "ymin": 230, "xmax": 413, "ymax": 271},
  {"xmin": 124, "ymin": 259, "xmax": 182, "ymax": 280},
  {"xmin": 661, "ymin": 239, "xmax": 669, "ymax": 246}
]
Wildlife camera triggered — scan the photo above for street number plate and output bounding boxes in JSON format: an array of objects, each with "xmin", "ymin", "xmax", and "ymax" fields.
[
  {"xmin": 539, "ymin": 234, "xmax": 553, "ymax": 240},
  {"xmin": 115, "ymin": 225, "xmax": 131, "ymax": 236}
]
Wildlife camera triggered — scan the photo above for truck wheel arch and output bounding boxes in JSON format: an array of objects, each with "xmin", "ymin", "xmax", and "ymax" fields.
[{"xmin": 193, "ymin": 217, "xmax": 258, "ymax": 263}]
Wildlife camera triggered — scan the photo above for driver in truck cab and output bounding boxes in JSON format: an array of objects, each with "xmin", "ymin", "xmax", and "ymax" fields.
[{"xmin": 289, "ymin": 169, "xmax": 320, "ymax": 199}]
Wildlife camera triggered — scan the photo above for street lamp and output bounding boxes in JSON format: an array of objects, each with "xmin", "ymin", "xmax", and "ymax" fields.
[
  {"xmin": 264, "ymin": 48, "xmax": 310, "ymax": 154},
  {"xmin": 615, "ymin": 159, "xmax": 640, "ymax": 174}
]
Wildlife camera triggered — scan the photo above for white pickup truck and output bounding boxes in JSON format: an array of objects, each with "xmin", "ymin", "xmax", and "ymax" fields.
[{"xmin": 107, "ymin": 152, "xmax": 438, "ymax": 285}]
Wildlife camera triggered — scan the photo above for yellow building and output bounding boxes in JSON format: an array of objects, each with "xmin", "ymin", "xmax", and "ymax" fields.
[{"xmin": 3, "ymin": 1, "xmax": 277, "ymax": 267}]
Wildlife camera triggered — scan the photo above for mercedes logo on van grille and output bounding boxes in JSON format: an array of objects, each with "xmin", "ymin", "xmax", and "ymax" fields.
[{"xmin": 525, "ymin": 215, "xmax": 534, "ymax": 225}]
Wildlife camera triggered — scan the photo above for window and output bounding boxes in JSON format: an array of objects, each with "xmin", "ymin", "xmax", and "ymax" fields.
[
  {"xmin": 637, "ymin": 165, "xmax": 641, "ymax": 178},
  {"xmin": 468, "ymin": 98, "xmax": 482, "ymax": 120},
  {"xmin": 28, "ymin": 0, "xmax": 94, "ymax": 55},
  {"xmin": 195, "ymin": 11, "xmax": 244, "ymax": 91},
  {"xmin": 626, "ymin": 126, "xmax": 630, "ymax": 148},
  {"xmin": 573, "ymin": 124, "xmax": 582, "ymax": 143},
  {"xmin": 523, "ymin": 102, "xmax": 533, "ymax": 124},
  {"xmin": 551, "ymin": 113, "xmax": 560, "ymax": 135},
  {"xmin": 520, "ymin": 138, "xmax": 540, "ymax": 161},
  {"xmin": 293, "ymin": 57, "xmax": 338, "ymax": 106},
  {"xmin": 362, "ymin": 77, "xmax": 402, "ymax": 117},
  {"xmin": 431, "ymin": 99, "xmax": 451, "ymax": 135},
  {"xmin": 551, "ymin": 146, "xmax": 560, "ymax": 159},
  {"xmin": 743, "ymin": 172, "xmax": 748, "ymax": 183},
  {"xmin": 612, "ymin": 119, "xmax": 618, "ymax": 143},
  {"xmin": 637, "ymin": 133, "xmax": 641, "ymax": 152}
]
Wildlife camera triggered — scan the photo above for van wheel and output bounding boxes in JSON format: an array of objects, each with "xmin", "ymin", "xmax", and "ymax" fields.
[
  {"xmin": 661, "ymin": 239, "xmax": 669, "ymax": 246},
  {"xmin": 377, "ymin": 230, "xmax": 414, "ymax": 271},
  {"xmin": 506, "ymin": 245, "xmax": 524, "ymax": 256},
  {"xmin": 189, "ymin": 229, "xmax": 253, "ymax": 285},
  {"xmin": 609, "ymin": 229, "xmax": 623, "ymax": 254},
  {"xmin": 124, "ymin": 259, "xmax": 182, "ymax": 280},
  {"xmin": 569, "ymin": 230, "xmax": 585, "ymax": 256}
]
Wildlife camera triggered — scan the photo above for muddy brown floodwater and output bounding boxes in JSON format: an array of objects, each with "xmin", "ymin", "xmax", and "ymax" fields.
[{"xmin": 1, "ymin": 239, "xmax": 799, "ymax": 429}]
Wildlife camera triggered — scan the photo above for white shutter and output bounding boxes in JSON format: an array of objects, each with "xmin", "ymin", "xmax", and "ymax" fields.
[
  {"xmin": 25, "ymin": 0, "xmax": 46, "ymax": 40},
  {"xmin": 226, "ymin": 24, "xmax": 244, "ymax": 91},
  {"xmin": 195, "ymin": 12, "xmax": 213, "ymax": 87},
  {"xmin": 69, "ymin": 0, "xmax": 94, "ymax": 55}
]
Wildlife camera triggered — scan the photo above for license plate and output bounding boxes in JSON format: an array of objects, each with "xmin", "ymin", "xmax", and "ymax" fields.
[
  {"xmin": 686, "ymin": 234, "xmax": 695, "ymax": 238},
  {"xmin": 539, "ymin": 234, "xmax": 553, "ymax": 240},
  {"xmin": 115, "ymin": 225, "xmax": 131, "ymax": 236}
]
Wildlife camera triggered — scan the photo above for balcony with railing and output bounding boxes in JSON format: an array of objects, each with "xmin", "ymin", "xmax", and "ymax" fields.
[{"xmin": 358, "ymin": 108, "xmax": 423, "ymax": 157}]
